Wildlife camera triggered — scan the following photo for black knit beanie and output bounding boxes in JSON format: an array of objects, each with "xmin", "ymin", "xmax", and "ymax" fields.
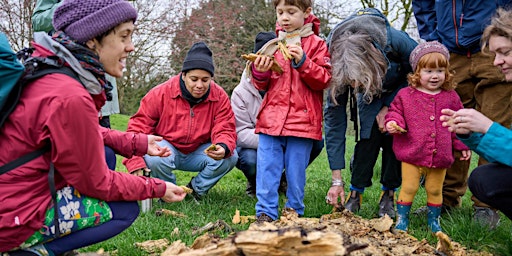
[
  {"xmin": 253, "ymin": 31, "xmax": 277, "ymax": 53},
  {"xmin": 181, "ymin": 41, "xmax": 214, "ymax": 76}
]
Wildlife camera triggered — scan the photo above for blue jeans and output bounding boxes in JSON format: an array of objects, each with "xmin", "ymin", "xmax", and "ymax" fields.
[
  {"xmin": 144, "ymin": 140, "xmax": 238, "ymax": 196},
  {"xmin": 255, "ymin": 134, "xmax": 313, "ymax": 220},
  {"xmin": 237, "ymin": 138, "xmax": 324, "ymax": 184}
]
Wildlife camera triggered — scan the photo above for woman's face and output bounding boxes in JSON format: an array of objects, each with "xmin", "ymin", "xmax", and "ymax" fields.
[
  {"xmin": 92, "ymin": 21, "xmax": 135, "ymax": 78},
  {"xmin": 182, "ymin": 69, "xmax": 212, "ymax": 98},
  {"xmin": 489, "ymin": 35, "xmax": 512, "ymax": 81}
]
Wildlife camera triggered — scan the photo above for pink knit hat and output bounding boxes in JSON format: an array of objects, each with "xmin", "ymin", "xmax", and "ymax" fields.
[{"xmin": 409, "ymin": 41, "xmax": 450, "ymax": 71}]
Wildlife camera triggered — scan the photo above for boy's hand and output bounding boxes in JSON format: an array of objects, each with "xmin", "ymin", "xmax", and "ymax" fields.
[
  {"xmin": 254, "ymin": 55, "xmax": 273, "ymax": 72},
  {"xmin": 287, "ymin": 44, "xmax": 304, "ymax": 63}
]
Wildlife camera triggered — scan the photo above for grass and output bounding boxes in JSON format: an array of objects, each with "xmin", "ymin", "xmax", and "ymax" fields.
[{"xmin": 83, "ymin": 114, "xmax": 511, "ymax": 255}]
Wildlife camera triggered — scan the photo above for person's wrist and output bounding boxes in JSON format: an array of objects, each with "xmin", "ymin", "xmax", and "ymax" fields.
[{"xmin": 331, "ymin": 179, "xmax": 344, "ymax": 187}]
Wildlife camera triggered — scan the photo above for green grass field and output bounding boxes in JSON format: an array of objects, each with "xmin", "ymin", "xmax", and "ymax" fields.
[{"xmin": 84, "ymin": 114, "xmax": 511, "ymax": 255}]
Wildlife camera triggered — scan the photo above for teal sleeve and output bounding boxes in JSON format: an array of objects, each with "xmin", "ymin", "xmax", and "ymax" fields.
[
  {"xmin": 459, "ymin": 122, "xmax": 512, "ymax": 166},
  {"xmin": 32, "ymin": 0, "xmax": 62, "ymax": 32}
]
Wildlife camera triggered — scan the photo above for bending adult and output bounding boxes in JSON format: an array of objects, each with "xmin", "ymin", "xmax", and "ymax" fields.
[
  {"xmin": 0, "ymin": 0, "xmax": 186, "ymax": 255},
  {"xmin": 123, "ymin": 41, "xmax": 238, "ymax": 201},
  {"xmin": 441, "ymin": 8, "xmax": 512, "ymax": 222},
  {"xmin": 324, "ymin": 7, "xmax": 417, "ymax": 218}
]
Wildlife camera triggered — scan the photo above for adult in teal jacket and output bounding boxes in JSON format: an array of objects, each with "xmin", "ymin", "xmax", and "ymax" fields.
[
  {"xmin": 413, "ymin": 0, "xmax": 512, "ymax": 227},
  {"xmin": 441, "ymin": 8, "xmax": 512, "ymax": 221},
  {"xmin": 32, "ymin": 0, "xmax": 121, "ymax": 170}
]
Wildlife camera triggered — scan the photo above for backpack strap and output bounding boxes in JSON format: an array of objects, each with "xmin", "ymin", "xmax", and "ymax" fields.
[
  {"xmin": 0, "ymin": 66, "xmax": 80, "ymax": 174},
  {"xmin": 0, "ymin": 144, "xmax": 51, "ymax": 175}
]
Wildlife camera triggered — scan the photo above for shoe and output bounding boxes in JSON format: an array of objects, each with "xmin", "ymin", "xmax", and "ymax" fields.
[
  {"xmin": 186, "ymin": 180, "xmax": 202, "ymax": 202},
  {"xmin": 395, "ymin": 203, "xmax": 411, "ymax": 231},
  {"xmin": 345, "ymin": 190, "xmax": 362, "ymax": 213},
  {"xmin": 281, "ymin": 207, "xmax": 303, "ymax": 218},
  {"xmin": 256, "ymin": 213, "xmax": 273, "ymax": 223},
  {"xmin": 474, "ymin": 206, "xmax": 500, "ymax": 229},
  {"xmin": 278, "ymin": 172, "xmax": 287, "ymax": 195},
  {"xmin": 245, "ymin": 181, "xmax": 256, "ymax": 197},
  {"xmin": 378, "ymin": 190, "xmax": 396, "ymax": 219},
  {"xmin": 427, "ymin": 205, "xmax": 443, "ymax": 233}
]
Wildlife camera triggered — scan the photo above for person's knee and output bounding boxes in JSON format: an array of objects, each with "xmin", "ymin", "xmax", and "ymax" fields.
[{"xmin": 109, "ymin": 201, "xmax": 140, "ymax": 226}]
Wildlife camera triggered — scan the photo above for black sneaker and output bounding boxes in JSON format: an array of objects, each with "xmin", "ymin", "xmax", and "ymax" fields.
[
  {"xmin": 186, "ymin": 180, "xmax": 202, "ymax": 202},
  {"xmin": 474, "ymin": 206, "xmax": 500, "ymax": 229},
  {"xmin": 246, "ymin": 181, "xmax": 256, "ymax": 197},
  {"xmin": 378, "ymin": 190, "xmax": 396, "ymax": 218},
  {"xmin": 345, "ymin": 190, "xmax": 362, "ymax": 213}
]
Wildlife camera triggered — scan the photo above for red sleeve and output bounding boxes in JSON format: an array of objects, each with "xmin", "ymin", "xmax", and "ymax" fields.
[
  {"xmin": 48, "ymin": 91, "xmax": 165, "ymax": 201},
  {"xmin": 211, "ymin": 85, "xmax": 237, "ymax": 157},
  {"xmin": 123, "ymin": 87, "xmax": 163, "ymax": 172},
  {"xmin": 295, "ymin": 37, "xmax": 332, "ymax": 91},
  {"xmin": 101, "ymin": 127, "xmax": 148, "ymax": 157}
]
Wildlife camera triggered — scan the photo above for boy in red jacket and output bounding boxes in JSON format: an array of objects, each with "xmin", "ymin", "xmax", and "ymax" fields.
[{"xmin": 249, "ymin": 0, "xmax": 331, "ymax": 222}]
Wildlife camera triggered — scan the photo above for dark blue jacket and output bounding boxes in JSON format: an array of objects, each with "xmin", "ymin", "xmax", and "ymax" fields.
[
  {"xmin": 413, "ymin": 0, "xmax": 512, "ymax": 55},
  {"xmin": 324, "ymin": 9, "xmax": 417, "ymax": 170}
]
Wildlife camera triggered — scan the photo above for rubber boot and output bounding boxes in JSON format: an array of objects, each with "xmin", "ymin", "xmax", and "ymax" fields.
[
  {"xmin": 428, "ymin": 205, "xmax": 442, "ymax": 233},
  {"xmin": 395, "ymin": 203, "xmax": 411, "ymax": 231}
]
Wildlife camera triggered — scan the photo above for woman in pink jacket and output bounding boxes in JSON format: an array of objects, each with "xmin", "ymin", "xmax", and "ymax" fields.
[{"xmin": 0, "ymin": 0, "xmax": 186, "ymax": 254}]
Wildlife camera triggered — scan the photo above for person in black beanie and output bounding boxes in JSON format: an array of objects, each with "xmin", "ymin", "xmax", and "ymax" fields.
[{"xmin": 124, "ymin": 41, "xmax": 238, "ymax": 201}]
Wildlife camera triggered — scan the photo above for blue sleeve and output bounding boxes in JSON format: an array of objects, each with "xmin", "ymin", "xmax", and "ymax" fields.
[
  {"xmin": 324, "ymin": 90, "xmax": 348, "ymax": 170},
  {"xmin": 412, "ymin": 0, "xmax": 439, "ymax": 41},
  {"xmin": 458, "ymin": 123, "xmax": 512, "ymax": 166}
]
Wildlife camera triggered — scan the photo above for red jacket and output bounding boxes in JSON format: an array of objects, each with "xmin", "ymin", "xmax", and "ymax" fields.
[
  {"xmin": 0, "ymin": 48, "xmax": 166, "ymax": 251},
  {"xmin": 123, "ymin": 75, "xmax": 237, "ymax": 172},
  {"xmin": 253, "ymin": 15, "xmax": 331, "ymax": 140}
]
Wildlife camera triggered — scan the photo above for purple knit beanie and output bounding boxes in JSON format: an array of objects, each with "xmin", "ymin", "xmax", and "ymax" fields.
[
  {"xmin": 409, "ymin": 41, "xmax": 450, "ymax": 71},
  {"xmin": 53, "ymin": 0, "xmax": 137, "ymax": 43}
]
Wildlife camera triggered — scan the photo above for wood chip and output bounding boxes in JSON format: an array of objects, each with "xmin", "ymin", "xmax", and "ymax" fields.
[
  {"xmin": 241, "ymin": 53, "xmax": 283, "ymax": 73},
  {"xmin": 390, "ymin": 123, "xmax": 407, "ymax": 133},
  {"xmin": 203, "ymin": 144, "xmax": 216, "ymax": 153},
  {"xmin": 179, "ymin": 185, "xmax": 193, "ymax": 194}
]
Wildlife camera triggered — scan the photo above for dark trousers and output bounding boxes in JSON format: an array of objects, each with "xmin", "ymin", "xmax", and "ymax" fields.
[
  {"xmin": 351, "ymin": 121, "xmax": 401, "ymax": 190},
  {"xmin": 100, "ymin": 116, "xmax": 116, "ymax": 170},
  {"xmin": 448, "ymin": 52, "xmax": 512, "ymax": 209},
  {"xmin": 44, "ymin": 201, "xmax": 139, "ymax": 254},
  {"xmin": 468, "ymin": 163, "xmax": 512, "ymax": 220}
]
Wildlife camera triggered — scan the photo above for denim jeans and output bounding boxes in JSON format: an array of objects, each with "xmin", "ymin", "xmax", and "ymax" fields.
[
  {"xmin": 144, "ymin": 139, "xmax": 238, "ymax": 196},
  {"xmin": 237, "ymin": 138, "xmax": 324, "ymax": 184},
  {"xmin": 255, "ymin": 134, "xmax": 313, "ymax": 220}
]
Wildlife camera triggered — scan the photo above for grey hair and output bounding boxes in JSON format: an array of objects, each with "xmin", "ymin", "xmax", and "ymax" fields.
[{"xmin": 328, "ymin": 31, "xmax": 387, "ymax": 104}]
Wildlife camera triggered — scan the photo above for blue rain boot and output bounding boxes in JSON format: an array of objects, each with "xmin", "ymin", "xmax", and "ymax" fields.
[
  {"xmin": 395, "ymin": 203, "xmax": 411, "ymax": 231},
  {"xmin": 428, "ymin": 205, "xmax": 442, "ymax": 233}
]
